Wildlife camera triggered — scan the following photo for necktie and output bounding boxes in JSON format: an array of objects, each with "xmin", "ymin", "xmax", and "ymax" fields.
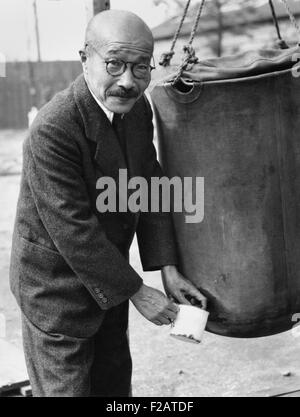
[{"xmin": 112, "ymin": 114, "xmax": 127, "ymax": 164}]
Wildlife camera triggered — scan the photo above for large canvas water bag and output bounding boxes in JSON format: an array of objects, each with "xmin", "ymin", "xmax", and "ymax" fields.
[{"xmin": 151, "ymin": 46, "xmax": 300, "ymax": 337}]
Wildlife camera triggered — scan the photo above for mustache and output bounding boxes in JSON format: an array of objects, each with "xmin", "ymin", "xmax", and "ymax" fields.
[{"xmin": 107, "ymin": 88, "xmax": 139, "ymax": 99}]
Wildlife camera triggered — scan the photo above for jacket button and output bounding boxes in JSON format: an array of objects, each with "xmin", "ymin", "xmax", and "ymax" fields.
[
  {"xmin": 95, "ymin": 288, "xmax": 101, "ymax": 294},
  {"xmin": 102, "ymin": 297, "xmax": 108, "ymax": 304}
]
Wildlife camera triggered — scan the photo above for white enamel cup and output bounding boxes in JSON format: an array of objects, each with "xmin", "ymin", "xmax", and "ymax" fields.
[{"xmin": 170, "ymin": 305, "xmax": 209, "ymax": 344}]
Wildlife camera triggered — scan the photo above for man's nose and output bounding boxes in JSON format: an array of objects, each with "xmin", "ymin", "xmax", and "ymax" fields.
[{"xmin": 117, "ymin": 66, "xmax": 136, "ymax": 90}]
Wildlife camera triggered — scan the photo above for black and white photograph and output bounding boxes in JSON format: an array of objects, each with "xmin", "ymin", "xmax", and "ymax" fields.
[{"xmin": 0, "ymin": 0, "xmax": 300, "ymax": 400}]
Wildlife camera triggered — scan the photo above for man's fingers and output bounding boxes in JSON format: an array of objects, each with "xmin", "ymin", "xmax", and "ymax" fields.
[
  {"xmin": 166, "ymin": 301, "xmax": 179, "ymax": 314},
  {"xmin": 153, "ymin": 305, "xmax": 178, "ymax": 326},
  {"xmin": 170, "ymin": 291, "xmax": 190, "ymax": 305},
  {"xmin": 200, "ymin": 297, "xmax": 208, "ymax": 310},
  {"xmin": 157, "ymin": 315, "xmax": 171, "ymax": 325},
  {"xmin": 164, "ymin": 309, "xmax": 177, "ymax": 322},
  {"xmin": 174, "ymin": 290, "xmax": 208, "ymax": 309},
  {"xmin": 183, "ymin": 284, "xmax": 208, "ymax": 309}
]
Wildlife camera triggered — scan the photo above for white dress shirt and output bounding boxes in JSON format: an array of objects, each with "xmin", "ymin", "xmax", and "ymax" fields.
[{"xmin": 88, "ymin": 87, "xmax": 114, "ymax": 124}]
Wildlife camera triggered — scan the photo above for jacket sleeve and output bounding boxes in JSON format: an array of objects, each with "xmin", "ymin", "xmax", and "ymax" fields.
[
  {"xmin": 136, "ymin": 98, "xmax": 179, "ymax": 271},
  {"xmin": 25, "ymin": 122, "xmax": 143, "ymax": 310}
]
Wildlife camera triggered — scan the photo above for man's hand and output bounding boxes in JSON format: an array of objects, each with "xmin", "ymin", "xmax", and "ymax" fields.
[
  {"xmin": 130, "ymin": 284, "xmax": 179, "ymax": 326},
  {"xmin": 161, "ymin": 265, "xmax": 208, "ymax": 309}
]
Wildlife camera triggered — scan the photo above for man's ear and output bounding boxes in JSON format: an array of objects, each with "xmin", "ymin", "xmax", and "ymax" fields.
[
  {"xmin": 79, "ymin": 50, "xmax": 89, "ymax": 77},
  {"xmin": 79, "ymin": 50, "xmax": 87, "ymax": 63}
]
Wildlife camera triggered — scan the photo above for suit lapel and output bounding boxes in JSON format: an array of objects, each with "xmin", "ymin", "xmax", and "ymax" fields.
[
  {"xmin": 73, "ymin": 75, "xmax": 127, "ymax": 184},
  {"xmin": 73, "ymin": 75, "xmax": 143, "ymax": 222}
]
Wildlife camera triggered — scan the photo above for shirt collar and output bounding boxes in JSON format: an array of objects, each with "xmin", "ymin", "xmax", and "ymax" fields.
[{"xmin": 88, "ymin": 86, "xmax": 114, "ymax": 124}]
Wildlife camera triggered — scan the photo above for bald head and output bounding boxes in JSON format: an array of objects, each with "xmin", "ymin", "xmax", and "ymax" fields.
[
  {"xmin": 81, "ymin": 10, "xmax": 154, "ymax": 114},
  {"xmin": 85, "ymin": 10, "xmax": 154, "ymax": 55}
]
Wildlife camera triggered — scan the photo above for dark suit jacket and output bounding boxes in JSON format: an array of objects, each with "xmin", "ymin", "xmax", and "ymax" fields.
[{"xmin": 10, "ymin": 74, "xmax": 178, "ymax": 338}]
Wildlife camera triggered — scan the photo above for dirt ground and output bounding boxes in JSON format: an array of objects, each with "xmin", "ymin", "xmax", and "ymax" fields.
[{"xmin": 1, "ymin": 129, "xmax": 300, "ymax": 397}]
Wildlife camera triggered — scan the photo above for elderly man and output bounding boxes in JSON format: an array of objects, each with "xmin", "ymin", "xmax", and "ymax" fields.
[{"xmin": 10, "ymin": 10, "xmax": 206, "ymax": 397}]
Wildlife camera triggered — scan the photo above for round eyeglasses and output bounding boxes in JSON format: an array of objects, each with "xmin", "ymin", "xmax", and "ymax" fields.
[
  {"xmin": 105, "ymin": 59, "xmax": 155, "ymax": 79},
  {"xmin": 85, "ymin": 44, "xmax": 155, "ymax": 79}
]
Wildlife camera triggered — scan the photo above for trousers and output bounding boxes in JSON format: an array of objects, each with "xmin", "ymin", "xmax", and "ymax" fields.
[{"xmin": 21, "ymin": 301, "xmax": 132, "ymax": 397}]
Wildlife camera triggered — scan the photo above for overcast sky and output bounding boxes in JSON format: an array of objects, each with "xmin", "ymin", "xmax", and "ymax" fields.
[{"xmin": 0, "ymin": 0, "xmax": 167, "ymax": 62}]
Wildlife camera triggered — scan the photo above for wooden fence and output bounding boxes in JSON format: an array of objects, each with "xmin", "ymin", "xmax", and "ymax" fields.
[{"xmin": 0, "ymin": 61, "xmax": 82, "ymax": 129}]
